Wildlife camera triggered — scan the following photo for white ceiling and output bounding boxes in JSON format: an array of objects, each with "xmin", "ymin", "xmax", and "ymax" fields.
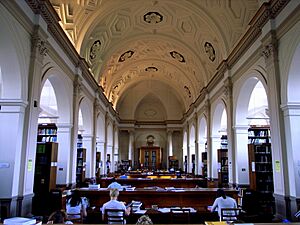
[{"xmin": 50, "ymin": 0, "xmax": 259, "ymax": 121}]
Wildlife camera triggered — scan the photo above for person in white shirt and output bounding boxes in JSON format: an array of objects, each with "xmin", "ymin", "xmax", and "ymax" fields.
[
  {"xmin": 210, "ymin": 188, "xmax": 237, "ymax": 219},
  {"xmin": 66, "ymin": 190, "xmax": 87, "ymax": 220},
  {"xmin": 107, "ymin": 177, "xmax": 122, "ymax": 189},
  {"xmin": 101, "ymin": 188, "xmax": 131, "ymax": 223}
]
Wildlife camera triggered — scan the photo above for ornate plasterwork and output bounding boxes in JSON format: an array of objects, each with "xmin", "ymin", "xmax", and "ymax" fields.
[
  {"xmin": 47, "ymin": 0, "xmax": 259, "ymax": 112},
  {"xmin": 143, "ymin": 12, "xmax": 163, "ymax": 24}
]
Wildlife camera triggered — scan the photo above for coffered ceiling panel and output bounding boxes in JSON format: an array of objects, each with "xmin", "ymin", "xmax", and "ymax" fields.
[{"xmin": 50, "ymin": 0, "xmax": 259, "ymax": 119}]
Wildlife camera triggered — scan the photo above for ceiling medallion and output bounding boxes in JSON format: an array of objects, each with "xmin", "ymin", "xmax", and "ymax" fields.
[
  {"xmin": 144, "ymin": 12, "xmax": 163, "ymax": 24},
  {"xmin": 118, "ymin": 50, "xmax": 134, "ymax": 62},
  {"xmin": 204, "ymin": 42, "xmax": 216, "ymax": 62},
  {"xmin": 145, "ymin": 66, "xmax": 158, "ymax": 72},
  {"xmin": 170, "ymin": 51, "xmax": 185, "ymax": 63},
  {"xmin": 89, "ymin": 40, "xmax": 101, "ymax": 60},
  {"xmin": 184, "ymin": 85, "xmax": 192, "ymax": 98}
]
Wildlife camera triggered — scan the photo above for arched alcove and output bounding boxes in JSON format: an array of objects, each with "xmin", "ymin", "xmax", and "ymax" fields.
[
  {"xmin": 78, "ymin": 97, "xmax": 93, "ymax": 177},
  {"xmin": 234, "ymin": 76, "xmax": 269, "ymax": 185}
]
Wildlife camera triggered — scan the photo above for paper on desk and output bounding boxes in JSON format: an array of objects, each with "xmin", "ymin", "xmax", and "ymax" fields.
[
  {"xmin": 134, "ymin": 209, "xmax": 147, "ymax": 214},
  {"xmin": 158, "ymin": 208, "xmax": 170, "ymax": 213}
]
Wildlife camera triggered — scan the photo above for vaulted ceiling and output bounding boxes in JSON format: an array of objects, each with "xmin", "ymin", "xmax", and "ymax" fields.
[{"xmin": 50, "ymin": 0, "xmax": 259, "ymax": 121}]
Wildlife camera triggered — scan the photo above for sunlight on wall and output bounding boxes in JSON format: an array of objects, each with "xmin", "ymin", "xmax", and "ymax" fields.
[
  {"xmin": 220, "ymin": 109, "xmax": 227, "ymax": 135},
  {"xmin": 78, "ymin": 108, "xmax": 84, "ymax": 133},
  {"xmin": 39, "ymin": 79, "xmax": 58, "ymax": 123},
  {"xmin": 248, "ymin": 81, "xmax": 269, "ymax": 126}
]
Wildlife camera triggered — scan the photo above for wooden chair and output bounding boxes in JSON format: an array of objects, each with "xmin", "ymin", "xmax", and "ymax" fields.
[
  {"xmin": 220, "ymin": 208, "xmax": 242, "ymax": 222},
  {"xmin": 66, "ymin": 212, "xmax": 83, "ymax": 224},
  {"xmin": 104, "ymin": 208, "xmax": 126, "ymax": 224},
  {"xmin": 170, "ymin": 208, "xmax": 191, "ymax": 224}
]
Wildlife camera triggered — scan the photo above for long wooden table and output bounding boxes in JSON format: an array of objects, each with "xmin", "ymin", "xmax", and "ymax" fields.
[
  {"xmin": 78, "ymin": 188, "xmax": 238, "ymax": 212},
  {"xmin": 98, "ymin": 177, "xmax": 207, "ymax": 188}
]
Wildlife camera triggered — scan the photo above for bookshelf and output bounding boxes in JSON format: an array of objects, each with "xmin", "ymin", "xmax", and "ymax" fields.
[
  {"xmin": 217, "ymin": 148, "xmax": 229, "ymax": 187},
  {"xmin": 217, "ymin": 135, "xmax": 228, "ymax": 187},
  {"xmin": 95, "ymin": 152, "xmax": 101, "ymax": 177},
  {"xmin": 120, "ymin": 160, "xmax": 132, "ymax": 172},
  {"xmin": 201, "ymin": 152, "xmax": 207, "ymax": 178},
  {"xmin": 76, "ymin": 134, "xmax": 86, "ymax": 184},
  {"xmin": 33, "ymin": 142, "xmax": 58, "ymax": 215},
  {"xmin": 168, "ymin": 156, "xmax": 179, "ymax": 171},
  {"xmin": 37, "ymin": 123, "xmax": 57, "ymax": 143},
  {"xmin": 248, "ymin": 126, "xmax": 274, "ymax": 215},
  {"xmin": 139, "ymin": 147, "xmax": 162, "ymax": 170},
  {"xmin": 76, "ymin": 148, "xmax": 86, "ymax": 184}
]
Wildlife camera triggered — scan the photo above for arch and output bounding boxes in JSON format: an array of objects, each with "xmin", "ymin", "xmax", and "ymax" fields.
[
  {"xmin": 234, "ymin": 72, "xmax": 269, "ymax": 185},
  {"xmin": 79, "ymin": 97, "xmax": 93, "ymax": 135},
  {"xmin": 96, "ymin": 112, "xmax": 106, "ymax": 142},
  {"xmin": 41, "ymin": 68, "xmax": 72, "ymax": 124}
]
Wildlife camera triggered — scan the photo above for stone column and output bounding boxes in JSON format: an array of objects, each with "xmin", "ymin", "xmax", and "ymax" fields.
[
  {"xmin": 167, "ymin": 130, "xmax": 173, "ymax": 168},
  {"xmin": 203, "ymin": 97, "xmax": 212, "ymax": 179},
  {"xmin": 262, "ymin": 33, "xmax": 289, "ymax": 219},
  {"xmin": 193, "ymin": 114, "xmax": 199, "ymax": 175},
  {"xmin": 233, "ymin": 125, "xmax": 249, "ymax": 185},
  {"xmin": 71, "ymin": 74, "xmax": 82, "ymax": 183},
  {"xmin": 16, "ymin": 27, "xmax": 48, "ymax": 216},
  {"xmin": 211, "ymin": 136, "xmax": 220, "ymax": 179},
  {"xmin": 56, "ymin": 124, "xmax": 73, "ymax": 185},
  {"xmin": 0, "ymin": 100, "xmax": 27, "ymax": 216},
  {"xmin": 281, "ymin": 103, "xmax": 300, "ymax": 220},
  {"xmin": 223, "ymin": 77, "xmax": 235, "ymax": 185},
  {"xmin": 82, "ymin": 134, "xmax": 93, "ymax": 178}
]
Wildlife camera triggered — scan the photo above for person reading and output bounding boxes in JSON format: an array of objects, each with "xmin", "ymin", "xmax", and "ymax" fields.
[
  {"xmin": 101, "ymin": 188, "xmax": 131, "ymax": 223},
  {"xmin": 210, "ymin": 188, "xmax": 237, "ymax": 220},
  {"xmin": 66, "ymin": 190, "xmax": 87, "ymax": 221}
]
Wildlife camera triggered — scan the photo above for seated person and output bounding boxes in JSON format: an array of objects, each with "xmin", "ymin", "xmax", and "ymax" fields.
[
  {"xmin": 119, "ymin": 174, "xmax": 128, "ymax": 179},
  {"xmin": 210, "ymin": 188, "xmax": 237, "ymax": 219},
  {"xmin": 66, "ymin": 190, "xmax": 87, "ymax": 220},
  {"xmin": 101, "ymin": 188, "xmax": 131, "ymax": 222},
  {"xmin": 107, "ymin": 177, "xmax": 122, "ymax": 189},
  {"xmin": 47, "ymin": 210, "xmax": 73, "ymax": 224}
]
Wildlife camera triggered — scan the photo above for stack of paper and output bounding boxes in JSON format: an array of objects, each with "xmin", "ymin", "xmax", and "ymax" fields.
[{"xmin": 4, "ymin": 217, "xmax": 38, "ymax": 225}]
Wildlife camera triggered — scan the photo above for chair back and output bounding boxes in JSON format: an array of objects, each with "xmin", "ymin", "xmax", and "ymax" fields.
[
  {"xmin": 104, "ymin": 208, "xmax": 126, "ymax": 224},
  {"xmin": 66, "ymin": 212, "xmax": 83, "ymax": 223},
  {"xmin": 220, "ymin": 208, "xmax": 241, "ymax": 221},
  {"xmin": 170, "ymin": 208, "xmax": 190, "ymax": 224}
]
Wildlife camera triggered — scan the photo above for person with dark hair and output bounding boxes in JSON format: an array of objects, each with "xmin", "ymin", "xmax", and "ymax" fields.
[
  {"xmin": 66, "ymin": 190, "xmax": 87, "ymax": 220},
  {"xmin": 210, "ymin": 188, "xmax": 237, "ymax": 218},
  {"xmin": 136, "ymin": 215, "xmax": 153, "ymax": 224},
  {"xmin": 47, "ymin": 210, "xmax": 73, "ymax": 224}
]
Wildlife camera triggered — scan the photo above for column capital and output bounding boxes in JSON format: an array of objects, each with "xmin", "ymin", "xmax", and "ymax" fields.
[
  {"xmin": 281, "ymin": 103, "xmax": 300, "ymax": 116},
  {"xmin": 31, "ymin": 26, "xmax": 48, "ymax": 57}
]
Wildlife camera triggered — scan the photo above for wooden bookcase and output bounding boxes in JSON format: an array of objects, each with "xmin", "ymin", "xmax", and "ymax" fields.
[
  {"xmin": 37, "ymin": 123, "xmax": 57, "ymax": 143},
  {"xmin": 201, "ymin": 152, "xmax": 208, "ymax": 178},
  {"xmin": 248, "ymin": 126, "xmax": 274, "ymax": 215},
  {"xmin": 33, "ymin": 142, "xmax": 58, "ymax": 215},
  {"xmin": 139, "ymin": 147, "xmax": 162, "ymax": 170},
  {"xmin": 95, "ymin": 152, "xmax": 101, "ymax": 177},
  {"xmin": 217, "ymin": 148, "xmax": 229, "ymax": 187},
  {"xmin": 76, "ymin": 148, "xmax": 86, "ymax": 184},
  {"xmin": 120, "ymin": 159, "xmax": 132, "ymax": 172},
  {"xmin": 168, "ymin": 156, "xmax": 179, "ymax": 171}
]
